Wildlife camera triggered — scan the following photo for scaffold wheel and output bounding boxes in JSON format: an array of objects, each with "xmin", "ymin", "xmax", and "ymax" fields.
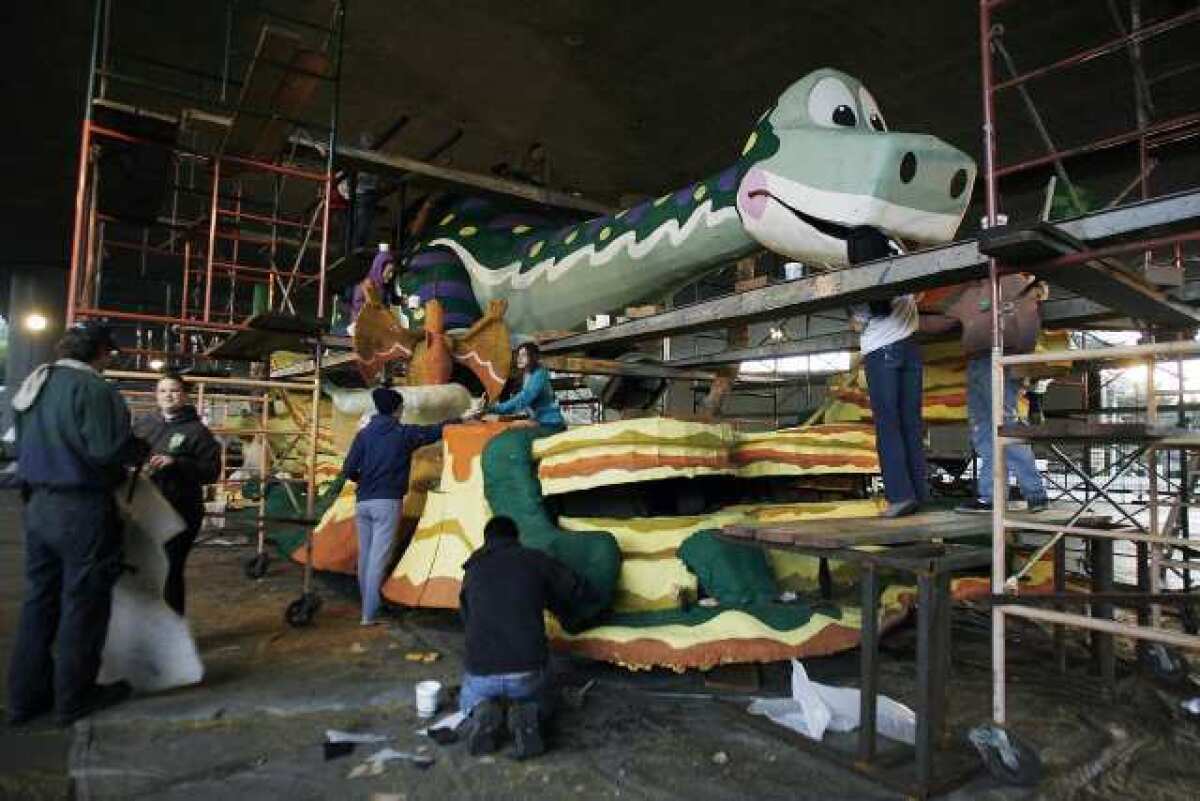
[
  {"xmin": 285, "ymin": 592, "xmax": 321, "ymax": 627},
  {"xmin": 967, "ymin": 723, "xmax": 1043, "ymax": 787},
  {"xmin": 244, "ymin": 552, "xmax": 270, "ymax": 579}
]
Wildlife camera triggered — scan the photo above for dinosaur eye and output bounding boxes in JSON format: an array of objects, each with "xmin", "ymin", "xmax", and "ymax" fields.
[
  {"xmin": 858, "ymin": 87, "xmax": 887, "ymax": 132},
  {"xmin": 808, "ymin": 76, "xmax": 860, "ymax": 130}
]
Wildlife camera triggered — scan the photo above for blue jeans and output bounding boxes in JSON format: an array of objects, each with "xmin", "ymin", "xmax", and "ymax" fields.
[
  {"xmin": 460, "ymin": 668, "xmax": 551, "ymax": 718},
  {"xmin": 966, "ymin": 355, "xmax": 1046, "ymax": 504},
  {"xmin": 863, "ymin": 337, "xmax": 928, "ymax": 505},
  {"xmin": 355, "ymin": 498, "xmax": 402, "ymax": 622}
]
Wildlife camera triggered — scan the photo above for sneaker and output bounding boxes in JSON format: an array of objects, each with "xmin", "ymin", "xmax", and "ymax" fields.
[
  {"xmin": 881, "ymin": 499, "xmax": 919, "ymax": 519},
  {"xmin": 507, "ymin": 701, "xmax": 545, "ymax": 760},
  {"xmin": 955, "ymin": 498, "xmax": 994, "ymax": 515},
  {"xmin": 1026, "ymin": 497, "xmax": 1048, "ymax": 513},
  {"xmin": 467, "ymin": 699, "xmax": 504, "ymax": 756},
  {"xmin": 56, "ymin": 680, "xmax": 132, "ymax": 727}
]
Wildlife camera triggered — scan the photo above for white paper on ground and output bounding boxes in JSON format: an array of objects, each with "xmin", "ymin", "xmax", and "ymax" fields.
[
  {"xmin": 747, "ymin": 659, "xmax": 916, "ymax": 745},
  {"xmin": 417, "ymin": 710, "xmax": 466, "ymax": 736},
  {"xmin": 98, "ymin": 475, "xmax": 204, "ymax": 692},
  {"xmin": 326, "ymin": 729, "xmax": 389, "ymax": 744}
]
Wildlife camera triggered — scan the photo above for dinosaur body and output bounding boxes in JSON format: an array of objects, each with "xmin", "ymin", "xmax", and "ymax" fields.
[{"xmin": 374, "ymin": 68, "xmax": 975, "ymax": 342}]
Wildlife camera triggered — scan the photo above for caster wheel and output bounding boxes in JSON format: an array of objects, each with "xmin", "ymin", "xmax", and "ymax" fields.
[
  {"xmin": 244, "ymin": 552, "xmax": 270, "ymax": 579},
  {"xmin": 285, "ymin": 592, "xmax": 322, "ymax": 627},
  {"xmin": 1140, "ymin": 642, "xmax": 1188, "ymax": 683},
  {"xmin": 968, "ymin": 723, "xmax": 1043, "ymax": 786}
]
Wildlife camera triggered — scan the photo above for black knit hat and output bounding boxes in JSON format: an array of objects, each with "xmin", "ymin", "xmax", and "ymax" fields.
[{"xmin": 372, "ymin": 387, "xmax": 402, "ymax": 416}]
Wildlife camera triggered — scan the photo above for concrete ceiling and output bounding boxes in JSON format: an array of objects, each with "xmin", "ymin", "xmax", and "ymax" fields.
[{"xmin": 4, "ymin": 0, "xmax": 1199, "ymax": 294}]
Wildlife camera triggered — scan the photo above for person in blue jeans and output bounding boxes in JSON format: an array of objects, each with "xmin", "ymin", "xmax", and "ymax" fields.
[
  {"xmin": 485, "ymin": 342, "xmax": 566, "ymax": 433},
  {"xmin": 921, "ymin": 276, "xmax": 1048, "ymax": 514},
  {"xmin": 459, "ymin": 516, "xmax": 592, "ymax": 759},
  {"xmin": 960, "ymin": 355, "xmax": 1047, "ymax": 513},
  {"xmin": 342, "ymin": 388, "xmax": 452, "ymax": 625},
  {"xmin": 848, "ymin": 227, "xmax": 927, "ymax": 518}
]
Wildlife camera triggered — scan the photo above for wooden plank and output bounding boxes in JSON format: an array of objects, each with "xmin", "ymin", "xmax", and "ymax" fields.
[
  {"xmin": 1000, "ymin": 420, "xmax": 1189, "ymax": 442},
  {"xmin": 667, "ymin": 332, "xmax": 860, "ymax": 368},
  {"xmin": 540, "ymin": 355, "xmax": 715, "ymax": 381},
  {"xmin": 221, "ymin": 25, "xmax": 329, "ymax": 162},
  {"xmin": 333, "ymin": 143, "xmax": 613, "ymax": 216},
  {"xmin": 722, "ymin": 508, "xmax": 1094, "ymax": 550}
]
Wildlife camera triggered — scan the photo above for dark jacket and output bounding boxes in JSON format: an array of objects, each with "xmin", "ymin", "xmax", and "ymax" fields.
[
  {"xmin": 13, "ymin": 360, "xmax": 135, "ymax": 491},
  {"xmin": 460, "ymin": 537, "xmax": 589, "ymax": 675},
  {"xmin": 342, "ymin": 415, "xmax": 445, "ymax": 501},
  {"xmin": 134, "ymin": 405, "xmax": 221, "ymax": 528}
]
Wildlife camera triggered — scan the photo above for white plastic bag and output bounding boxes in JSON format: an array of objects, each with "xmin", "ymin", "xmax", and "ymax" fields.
[{"xmin": 747, "ymin": 659, "xmax": 915, "ymax": 745}]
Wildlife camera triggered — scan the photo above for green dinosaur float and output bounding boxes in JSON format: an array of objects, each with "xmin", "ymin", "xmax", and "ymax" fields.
[{"xmin": 367, "ymin": 67, "xmax": 976, "ymax": 340}]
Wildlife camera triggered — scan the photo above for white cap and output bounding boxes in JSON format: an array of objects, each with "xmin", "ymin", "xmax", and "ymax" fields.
[{"xmin": 378, "ymin": 242, "xmax": 390, "ymax": 253}]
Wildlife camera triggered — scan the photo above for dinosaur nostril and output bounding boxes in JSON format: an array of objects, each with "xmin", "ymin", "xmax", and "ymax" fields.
[
  {"xmin": 950, "ymin": 168, "xmax": 969, "ymax": 199},
  {"xmin": 899, "ymin": 152, "xmax": 917, "ymax": 184}
]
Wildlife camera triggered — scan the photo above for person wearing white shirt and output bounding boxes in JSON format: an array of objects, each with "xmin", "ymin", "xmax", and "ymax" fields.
[{"xmin": 847, "ymin": 228, "xmax": 927, "ymax": 518}]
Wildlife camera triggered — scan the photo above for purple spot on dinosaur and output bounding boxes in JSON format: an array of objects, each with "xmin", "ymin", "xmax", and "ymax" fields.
[
  {"xmin": 674, "ymin": 184, "xmax": 697, "ymax": 207},
  {"xmin": 586, "ymin": 218, "xmax": 608, "ymax": 237},
  {"xmin": 717, "ymin": 166, "xmax": 739, "ymax": 192},
  {"xmin": 623, "ymin": 203, "xmax": 649, "ymax": 226},
  {"xmin": 417, "ymin": 281, "xmax": 476, "ymax": 303},
  {"xmin": 409, "ymin": 250, "xmax": 460, "ymax": 269}
]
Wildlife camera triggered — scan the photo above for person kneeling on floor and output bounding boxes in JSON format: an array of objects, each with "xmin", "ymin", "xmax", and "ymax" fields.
[{"xmin": 459, "ymin": 515, "xmax": 592, "ymax": 759}]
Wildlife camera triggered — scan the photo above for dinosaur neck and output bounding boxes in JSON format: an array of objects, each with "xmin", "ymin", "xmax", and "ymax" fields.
[{"xmin": 431, "ymin": 159, "xmax": 758, "ymax": 336}]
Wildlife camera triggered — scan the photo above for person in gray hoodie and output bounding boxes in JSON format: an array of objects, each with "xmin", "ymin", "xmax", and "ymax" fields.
[{"xmin": 7, "ymin": 322, "xmax": 137, "ymax": 726}]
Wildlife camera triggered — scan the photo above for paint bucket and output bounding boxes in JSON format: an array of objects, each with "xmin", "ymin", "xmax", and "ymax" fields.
[{"xmin": 415, "ymin": 680, "xmax": 442, "ymax": 718}]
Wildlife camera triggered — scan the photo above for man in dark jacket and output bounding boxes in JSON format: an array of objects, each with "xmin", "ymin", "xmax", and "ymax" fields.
[
  {"xmin": 342, "ymin": 387, "xmax": 448, "ymax": 625},
  {"xmin": 458, "ymin": 516, "xmax": 592, "ymax": 759},
  {"xmin": 134, "ymin": 373, "xmax": 221, "ymax": 615},
  {"xmin": 8, "ymin": 322, "xmax": 136, "ymax": 726}
]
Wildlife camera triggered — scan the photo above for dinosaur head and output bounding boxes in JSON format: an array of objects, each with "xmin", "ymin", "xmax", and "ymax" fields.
[{"xmin": 736, "ymin": 68, "xmax": 976, "ymax": 265}]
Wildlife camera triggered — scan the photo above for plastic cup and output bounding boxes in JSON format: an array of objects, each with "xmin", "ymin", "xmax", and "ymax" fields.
[{"xmin": 415, "ymin": 680, "xmax": 441, "ymax": 718}]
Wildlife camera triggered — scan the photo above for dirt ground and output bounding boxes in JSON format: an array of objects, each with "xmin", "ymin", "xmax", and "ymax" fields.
[{"xmin": 3, "ymin": 491, "xmax": 1200, "ymax": 801}]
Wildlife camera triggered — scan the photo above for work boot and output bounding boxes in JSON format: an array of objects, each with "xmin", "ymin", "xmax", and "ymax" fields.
[
  {"xmin": 507, "ymin": 701, "xmax": 544, "ymax": 760},
  {"xmin": 467, "ymin": 699, "xmax": 504, "ymax": 756},
  {"xmin": 955, "ymin": 498, "xmax": 993, "ymax": 515},
  {"xmin": 56, "ymin": 680, "xmax": 132, "ymax": 727},
  {"xmin": 1025, "ymin": 497, "xmax": 1049, "ymax": 513}
]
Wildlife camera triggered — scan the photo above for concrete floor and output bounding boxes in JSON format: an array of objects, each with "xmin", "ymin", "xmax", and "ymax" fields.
[{"xmin": 3, "ymin": 490, "xmax": 1200, "ymax": 800}]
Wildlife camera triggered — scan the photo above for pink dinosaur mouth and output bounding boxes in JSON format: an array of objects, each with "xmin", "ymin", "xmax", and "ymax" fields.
[
  {"xmin": 739, "ymin": 168, "xmax": 852, "ymax": 240},
  {"xmin": 739, "ymin": 168, "xmax": 770, "ymax": 219}
]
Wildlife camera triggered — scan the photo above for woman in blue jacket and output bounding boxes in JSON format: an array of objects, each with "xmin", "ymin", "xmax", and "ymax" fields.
[{"xmin": 487, "ymin": 342, "xmax": 566, "ymax": 433}]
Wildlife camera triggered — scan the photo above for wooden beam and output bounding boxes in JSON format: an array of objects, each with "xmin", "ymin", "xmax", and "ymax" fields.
[
  {"xmin": 333, "ymin": 144, "xmax": 613, "ymax": 216},
  {"xmin": 541, "ymin": 355, "xmax": 715, "ymax": 382},
  {"xmin": 668, "ymin": 331, "xmax": 860, "ymax": 368}
]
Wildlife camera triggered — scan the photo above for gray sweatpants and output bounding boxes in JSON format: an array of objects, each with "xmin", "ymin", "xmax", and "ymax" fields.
[{"xmin": 354, "ymin": 499, "xmax": 402, "ymax": 622}]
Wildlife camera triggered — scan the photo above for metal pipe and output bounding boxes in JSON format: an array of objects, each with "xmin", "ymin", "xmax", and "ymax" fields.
[
  {"xmin": 992, "ymin": 7, "xmax": 1200, "ymax": 92},
  {"xmin": 998, "ymin": 604, "xmax": 1200, "ymax": 650},
  {"xmin": 205, "ymin": 159, "xmax": 221, "ymax": 322},
  {"xmin": 996, "ymin": 111, "xmax": 1200, "ymax": 178},
  {"xmin": 75, "ymin": 306, "xmax": 245, "ymax": 332},
  {"xmin": 1003, "ymin": 518, "xmax": 1195, "ymax": 550},
  {"xmin": 105, "ymin": 370, "xmax": 316, "ymax": 391},
  {"xmin": 1000, "ymin": 339, "xmax": 1200, "ymax": 366}
]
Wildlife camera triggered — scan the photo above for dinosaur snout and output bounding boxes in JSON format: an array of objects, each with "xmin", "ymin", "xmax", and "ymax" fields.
[{"xmin": 894, "ymin": 146, "xmax": 972, "ymax": 203}]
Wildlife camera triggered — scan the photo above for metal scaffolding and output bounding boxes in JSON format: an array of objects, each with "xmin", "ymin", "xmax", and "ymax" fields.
[
  {"xmin": 66, "ymin": 0, "xmax": 346, "ymax": 626},
  {"xmin": 979, "ymin": 0, "xmax": 1200, "ymax": 726}
]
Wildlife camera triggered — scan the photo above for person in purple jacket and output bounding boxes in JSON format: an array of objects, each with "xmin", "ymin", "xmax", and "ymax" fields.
[
  {"xmin": 351, "ymin": 248, "xmax": 396, "ymax": 323},
  {"xmin": 342, "ymin": 388, "xmax": 453, "ymax": 624}
]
